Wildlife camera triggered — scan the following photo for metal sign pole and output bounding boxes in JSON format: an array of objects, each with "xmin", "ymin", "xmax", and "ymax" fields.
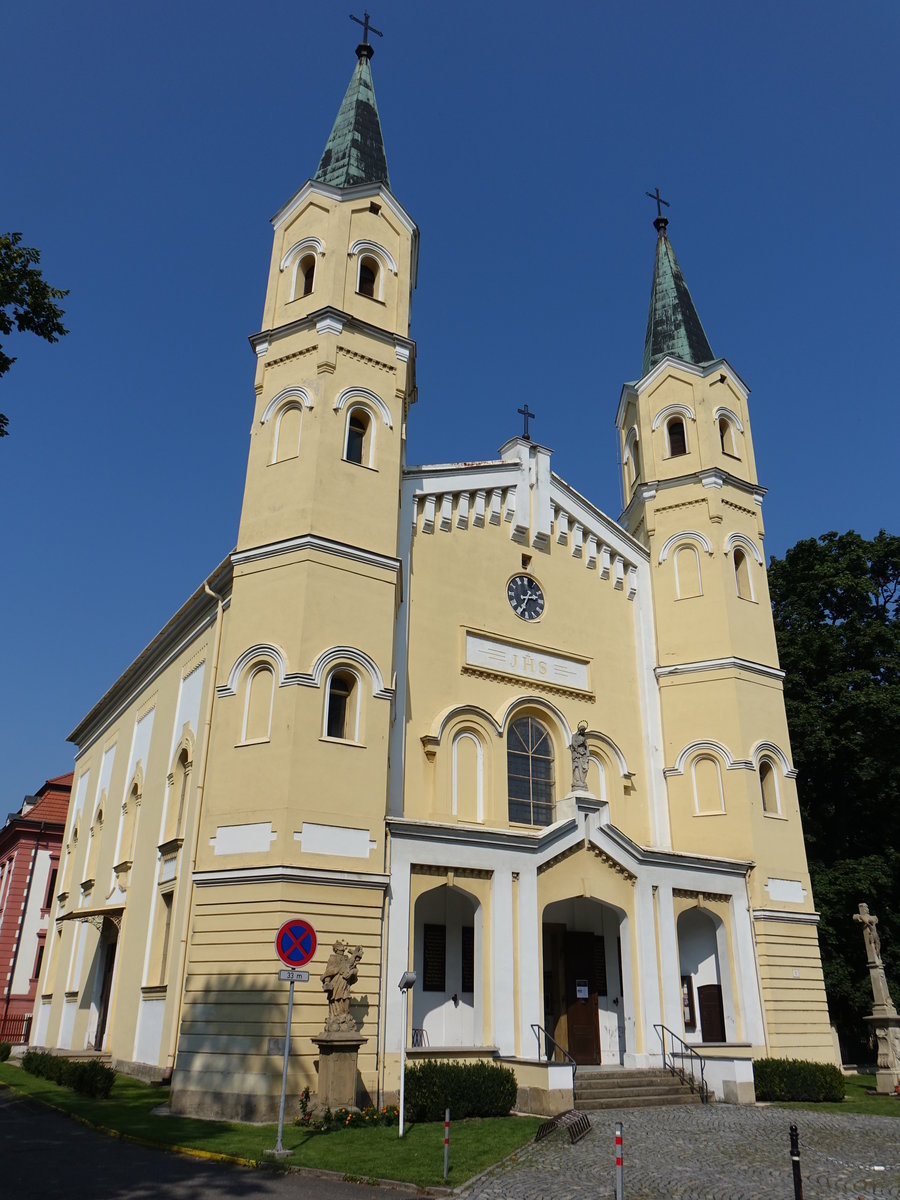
[
  {"xmin": 615, "ymin": 1120, "xmax": 624, "ymax": 1199},
  {"xmin": 443, "ymin": 1107, "xmax": 450, "ymax": 1179},
  {"xmin": 272, "ymin": 978, "xmax": 295, "ymax": 1157}
]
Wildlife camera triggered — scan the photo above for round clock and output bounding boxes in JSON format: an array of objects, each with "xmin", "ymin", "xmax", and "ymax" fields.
[{"xmin": 507, "ymin": 574, "xmax": 545, "ymax": 621}]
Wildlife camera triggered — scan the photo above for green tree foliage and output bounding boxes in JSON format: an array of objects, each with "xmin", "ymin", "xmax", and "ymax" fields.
[
  {"xmin": 0, "ymin": 232, "xmax": 69, "ymax": 436},
  {"xmin": 768, "ymin": 530, "xmax": 900, "ymax": 1054}
]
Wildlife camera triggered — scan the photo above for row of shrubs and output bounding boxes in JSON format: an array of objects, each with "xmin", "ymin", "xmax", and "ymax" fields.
[
  {"xmin": 754, "ymin": 1057, "xmax": 845, "ymax": 1102},
  {"xmin": 21, "ymin": 1050, "xmax": 116, "ymax": 1098},
  {"xmin": 403, "ymin": 1060, "xmax": 518, "ymax": 1121}
]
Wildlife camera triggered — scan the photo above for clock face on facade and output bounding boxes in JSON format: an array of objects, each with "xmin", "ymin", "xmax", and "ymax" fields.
[{"xmin": 507, "ymin": 575, "xmax": 545, "ymax": 621}]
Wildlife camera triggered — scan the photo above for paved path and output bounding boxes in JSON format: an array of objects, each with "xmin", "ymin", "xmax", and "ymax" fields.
[
  {"xmin": 1, "ymin": 1090, "xmax": 411, "ymax": 1200},
  {"xmin": 458, "ymin": 1104, "xmax": 900, "ymax": 1200}
]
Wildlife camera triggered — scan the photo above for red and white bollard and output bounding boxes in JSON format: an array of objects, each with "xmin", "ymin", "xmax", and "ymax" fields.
[
  {"xmin": 615, "ymin": 1121, "xmax": 624, "ymax": 1199},
  {"xmin": 443, "ymin": 1108, "xmax": 450, "ymax": 1180}
]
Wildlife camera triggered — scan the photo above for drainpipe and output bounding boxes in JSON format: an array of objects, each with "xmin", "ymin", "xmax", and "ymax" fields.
[{"xmin": 165, "ymin": 578, "xmax": 226, "ymax": 1073}]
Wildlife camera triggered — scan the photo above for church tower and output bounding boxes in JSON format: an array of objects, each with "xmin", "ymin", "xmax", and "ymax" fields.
[
  {"xmin": 616, "ymin": 212, "xmax": 834, "ymax": 1061},
  {"xmin": 170, "ymin": 36, "xmax": 418, "ymax": 1119}
]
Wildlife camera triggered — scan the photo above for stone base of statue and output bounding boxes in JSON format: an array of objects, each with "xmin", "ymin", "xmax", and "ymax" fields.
[
  {"xmin": 311, "ymin": 1031, "xmax": 368, "ymax": 1113},
  {"xmin": 556, "ymin": 790, "xmax": 608, "ymax": 825},
  {"xmin": 864, "ymin": 1013, "xmax": 900, "ymax": 1094}
]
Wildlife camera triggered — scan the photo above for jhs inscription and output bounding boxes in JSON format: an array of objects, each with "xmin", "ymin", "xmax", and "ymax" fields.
[{"xmin": 465, "ymin": 634, "xmax": 589, "ymax": 691}]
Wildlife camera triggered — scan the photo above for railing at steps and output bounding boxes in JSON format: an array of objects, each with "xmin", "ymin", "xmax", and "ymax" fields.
[
  {"xmin": 531, "ymin": 1022, "xmax": 577, "ymax": 1111},
  {"xmin": 654, "ymin": 1023, "xmax": 710, "ymax": 1103}
]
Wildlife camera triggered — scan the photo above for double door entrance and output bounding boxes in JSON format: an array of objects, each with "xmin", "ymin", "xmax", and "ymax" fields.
[{"xmin": 543, "ymin": 920, "xmax": 624, "ymax": 1066}]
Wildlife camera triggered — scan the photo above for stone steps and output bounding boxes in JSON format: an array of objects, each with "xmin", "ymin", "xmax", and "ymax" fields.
[{"xmin": 574, "ymin": 1068, "xmax": 705, "ymax": 1111}]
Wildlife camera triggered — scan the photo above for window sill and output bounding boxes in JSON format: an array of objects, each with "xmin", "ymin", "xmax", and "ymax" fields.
[
  {"xmin": 235, "ymin": 737, "xmax": 271, "ymax": 747},
  {"xmin": 762, "ymin": 811, "xmax": 788, "ymax": 821},
  {"xmin": 355, "ymin": 292, "xmax": 386, "ymax": 305},
  {"xmin": 319, "ymin": 736, "xmax": 366, "ymax": 748},
  {"xmin": 693, "ymin": 809, "xmax": 727, "ymax": 817},
  {"xmin": 736, "ymin": 596, "xmax": 758, "ymax": 605},
  {"xmin": 674, "ymin": 594, "xmax": 703, "ymax": 601},
  {"xmin": 268, "ymin": 455, "xmax": 300, "ymax": 466},
  {"xmin": 721, "ymin": 451, "xmax": 741, "ymax": 461},
  {"xmin": 341, "ymin": 458, "xmax": 379, "ymax": 473}
]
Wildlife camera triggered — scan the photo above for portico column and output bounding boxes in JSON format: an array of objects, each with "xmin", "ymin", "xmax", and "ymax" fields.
[{"xmin": 491, "ymin": 868, "xmax": 515, "ymax": 1055}]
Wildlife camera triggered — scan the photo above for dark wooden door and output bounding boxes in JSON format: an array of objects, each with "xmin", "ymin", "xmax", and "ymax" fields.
[
  {"xmin": 697, "ymin": 983, "xmax": 726, "ymax": 1043},
  {"xmin": 94, "ymin": 938, "xmax": 117, "ymax": 1051},
  {"xmin": 565, "ymin": 932, "xmax": 600, "ymax": 1064}
]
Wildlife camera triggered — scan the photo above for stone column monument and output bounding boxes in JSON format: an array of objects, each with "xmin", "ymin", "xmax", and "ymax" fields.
[
  {"xmin": 853, "ymin": 903, "xmax": 900, "ymax": 1093},
  {"xmin": 311, "ymin": 940, "xmax": 367, "ymax": 1113}
]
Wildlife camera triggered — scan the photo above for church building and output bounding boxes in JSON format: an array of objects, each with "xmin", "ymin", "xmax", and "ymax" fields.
[{"xmin": 33, "ymin": 35, "xmax": 836, "ymax": 1117}]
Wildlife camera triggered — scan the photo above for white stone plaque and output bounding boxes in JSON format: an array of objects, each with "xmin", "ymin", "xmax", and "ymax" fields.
[{"xmin": 465, "ymin": 632, "xmax": 589, "ymax": 692}]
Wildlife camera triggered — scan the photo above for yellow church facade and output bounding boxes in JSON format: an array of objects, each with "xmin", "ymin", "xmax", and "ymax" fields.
[{"xmin": 34, "ymin": 40, "xmax": 835, "ymax": 1117}]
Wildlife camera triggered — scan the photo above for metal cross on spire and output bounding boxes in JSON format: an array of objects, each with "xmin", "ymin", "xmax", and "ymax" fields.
[
  {"xmin": 645, "ymin": 187, "xmax": 670, "ymax": 219},
  {"xmin": 350, "ymin": 10, "xmax": 383, "ymax": 44},
  {"xmin": 517, "ymin": 404, "xmax": 536, "ymax": 441}
]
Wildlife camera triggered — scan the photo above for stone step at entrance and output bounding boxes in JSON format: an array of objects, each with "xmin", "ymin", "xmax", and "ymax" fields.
[{"xmin": 574, "ymin": 1067, "xmax": 706, "ymax": 1111}]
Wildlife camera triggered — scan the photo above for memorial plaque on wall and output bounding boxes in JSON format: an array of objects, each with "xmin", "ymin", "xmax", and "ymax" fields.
[{"xmin": 423, "ymin": 923, "xmax": 446, "ymax": 991}]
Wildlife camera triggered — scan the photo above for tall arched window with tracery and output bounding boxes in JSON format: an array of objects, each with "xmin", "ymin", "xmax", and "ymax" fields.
[{"xmin": 507, "ymin": 717, "xmax": 554, "ymax": 826}]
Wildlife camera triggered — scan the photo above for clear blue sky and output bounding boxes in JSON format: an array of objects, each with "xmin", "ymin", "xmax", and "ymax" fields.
[{"xmin": 2, "ymin": 1, "xmax": 898, "ymax": 802}]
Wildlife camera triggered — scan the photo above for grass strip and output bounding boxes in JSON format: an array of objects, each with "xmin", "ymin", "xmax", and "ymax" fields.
[
  {"xmin": 0, "ymin": 1064, "xmax": 540, "ymax": 1186},
  {"xmin": 771, "ymin": 1072, "xmax": 900, "ymax": 1118}
]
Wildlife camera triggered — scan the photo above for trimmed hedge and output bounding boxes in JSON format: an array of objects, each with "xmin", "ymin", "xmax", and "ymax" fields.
[
  {"xmin": 21, "ymin": 1050, "xmax": 116, "ymax": 1099},
  {"xmin": 403, "ymin": 1060, "xmax": 518, "ymax": 1122},
  {"xmin": 753, "ymin": 1057, "xmax": 845, "ymax": 1102},
  {"xmin": 0, "ymin": 1042, "xmax": 10, "ymax": 1063}
]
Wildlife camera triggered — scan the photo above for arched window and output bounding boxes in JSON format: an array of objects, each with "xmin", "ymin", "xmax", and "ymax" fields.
[
  {"xmin": 507, "ymin": 717, "xmax": 554, "ymax": 826},
  {"xmin": 733, "ymin": 549, "xmax": 753, "ymax": 600},
  {"xmin": 717, "ymin": 417, "xmax": 733, "ymax": 455},
  {"xmin": 674, "ymin": 544, "xmax": 702, "ymax": 599},
  {"xmin": 299, "ymin": 254, "xmax": 315, "ymax": 297},
  {"xmin": 243, "ymin": 664, "xmax": 275, "ymax": 742},
  {"xmin": 119, "ymin": 784, "xmax": 139, "ymax": 865},
  {"xmin": 667, "ymin": 418, "xmax": 687, "ymax": 457},
  {"xmin": 691, "ymin": 755, "xmax": 725, "ymax": 814},
  {"xmin": 324, "ymin": 670, "xmax": 359, "ymax": 741},
  {"xmin": 344, "ymin": 408, "xmax": 372, "ymax": 466},
  {"xmin": 358, "ymin": 257, "xmax": 378, "ymax": 298},
  {"xmin": 273, "ymin": 404, "xmax": 302, "ymax": 463},
  {"xmin": 85, "ymin": 802, "xmax": 104, "ymax": 883},
  {"xmin": 759, "ymin": 759, "xmax": 780, "ymax": 814},
  {"xmin": 630, "ymin": 438, "xmax": 641, "ymax": 485},
  {"xmin": 452, "ymin": 731, "xmax": 484, "ymax": 822}
]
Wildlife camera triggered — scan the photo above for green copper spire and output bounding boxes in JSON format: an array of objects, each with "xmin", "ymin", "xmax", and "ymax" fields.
[
  {"xmin": 315, "ymin": 43, "xmax": 390, "ymax": 189},
  {"xmin": 641, "ymin": 216, "xmax": 714, "ymax": 377}
]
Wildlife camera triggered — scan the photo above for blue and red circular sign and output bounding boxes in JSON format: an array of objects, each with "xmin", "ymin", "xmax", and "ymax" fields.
[{"xmin": 275, "ymin": 919, "xmax": 317, "ymax": 968}]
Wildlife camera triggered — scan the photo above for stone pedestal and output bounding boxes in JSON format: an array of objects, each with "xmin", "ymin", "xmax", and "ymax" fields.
[
  {"xmin": 864, "ymin": 1013, "xmax": 900, "ymax": 1094},
  {"xmin": 311, "ymin": 1032, "xmax": 367, "ymax": 1113}
]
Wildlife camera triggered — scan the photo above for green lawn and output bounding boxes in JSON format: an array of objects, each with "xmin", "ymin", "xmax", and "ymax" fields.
[
  {"xmin": 772, "ymin": 1072, "xmax": 900, "ymax": 1119},
  {"xmin": 0, "ymin": 1063, "xmax": 540, "ymax": 1186}
]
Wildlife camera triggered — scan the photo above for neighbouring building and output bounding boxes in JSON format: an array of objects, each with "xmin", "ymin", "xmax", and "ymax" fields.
[
  {"xmin": 33, "ymin": 35, "xmax": 836, "ymax": 1115},
  {"xmin": 1, "ymin": 773, "xmax": 71, "ymax": 1044}
]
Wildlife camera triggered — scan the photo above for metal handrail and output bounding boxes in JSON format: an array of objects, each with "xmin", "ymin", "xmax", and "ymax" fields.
[
  {"xmin": 654, "ymin": 1023, "xmax": 710, "ymax": 1103},
  {"xmin": 531, "ymin": 1022, "xmax": 577, "ymax": 1110}
]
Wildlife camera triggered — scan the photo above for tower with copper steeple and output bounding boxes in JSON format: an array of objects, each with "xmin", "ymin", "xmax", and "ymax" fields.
[
  {"xmin": 615, "ymin": 211, "xmax": 835, "ymax": 1065},
  {"xmin": 169, "ymin": 32, "xmax": 419, "ymax": 1119}
]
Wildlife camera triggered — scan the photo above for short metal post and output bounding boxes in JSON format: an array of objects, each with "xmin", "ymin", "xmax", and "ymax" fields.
[
  {"xmin": 615, "ymin": 1120, "xmax": 624, "ymax": 1199},
  {"xmin": 443, "ymin": 1107, "xmax": 450, "ymax": 1180},
  {"xmin": 790, "ymin": 1123, "xmax": 804, "ymax": 1200}
]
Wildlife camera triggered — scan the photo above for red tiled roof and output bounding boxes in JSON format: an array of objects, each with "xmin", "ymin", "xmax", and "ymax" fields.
[
  {"xmin": 23, "ymin": 790, "xmax": 70, "ymax": 825},
  {"xmin": 44, "ymin": 772, "xmax": 75, "ymax": 789}
]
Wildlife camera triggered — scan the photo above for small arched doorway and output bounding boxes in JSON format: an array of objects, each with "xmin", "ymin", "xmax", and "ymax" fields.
[
  {"xmin": 412, "ymin": 883, "xmax": 482, "ymax": 1047},
  {"xmin": 677, "ymin": 907, "xmax": 731, "ymax": 1044}
]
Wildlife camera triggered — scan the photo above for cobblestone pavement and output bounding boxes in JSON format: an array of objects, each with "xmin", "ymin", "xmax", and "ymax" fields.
[{"xmin": 456, "ymin": 1104, "xmax": 900, "ymax": 1200}]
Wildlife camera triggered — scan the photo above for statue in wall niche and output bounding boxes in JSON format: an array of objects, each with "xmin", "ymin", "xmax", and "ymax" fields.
[
  {"xmin": 854, "ymin": 903, "xmax": 882, "ymax": 966},
  {"xmin": 570, "ymin": 721, "xmax": 590, "ymax": 791},
  {"xmin": 321, "ymin": 940, "xmax": 364, "ymax": 1032}
]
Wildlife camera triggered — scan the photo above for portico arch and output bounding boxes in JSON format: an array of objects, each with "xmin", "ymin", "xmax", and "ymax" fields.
[{"xmin": 411, "ymin": 882, "xmax": 484, "ymax": 1048}]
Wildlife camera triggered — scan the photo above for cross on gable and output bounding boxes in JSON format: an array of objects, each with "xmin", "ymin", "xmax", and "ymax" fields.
[{"xmin": 517, "ymin": 404, "xmax": 535, "ymax": 440}]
